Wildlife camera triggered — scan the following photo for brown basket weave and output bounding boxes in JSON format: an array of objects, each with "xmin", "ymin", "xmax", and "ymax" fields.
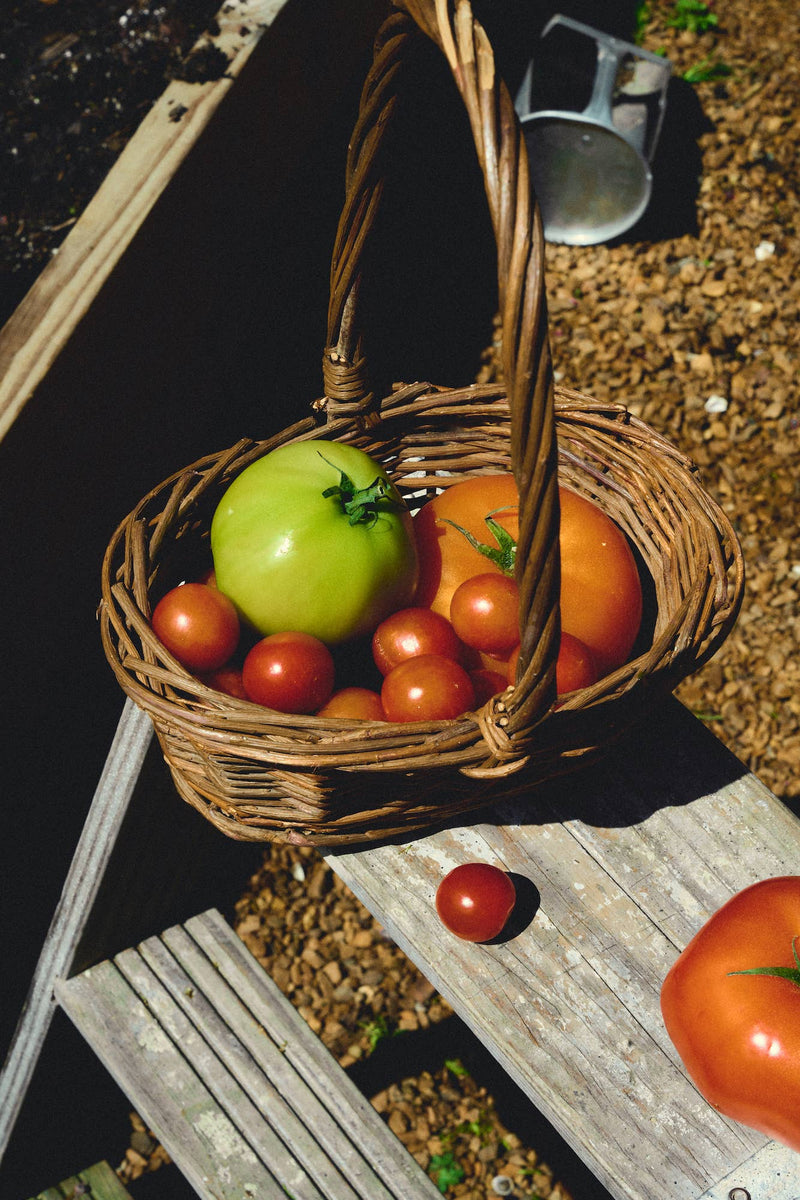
[{"xmin": 100, "ymin": 0, "xmax": 744, "ymax": 846}]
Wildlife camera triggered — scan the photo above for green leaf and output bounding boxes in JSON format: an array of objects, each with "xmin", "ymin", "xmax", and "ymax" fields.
[
  {"xmin": 318, "ymin": 452, "xmax": 403, "ymax": 527},
  {"xmin": 683, "ymin": 58, "xmax": 732, "ymax": 83},
  {"xmin": 439, "ymin": 510, "xmax": 517, "ymax": 576},
  {"xmin": 429, "ymin": 1152, "xmax": 465, "ymax": 1193}
]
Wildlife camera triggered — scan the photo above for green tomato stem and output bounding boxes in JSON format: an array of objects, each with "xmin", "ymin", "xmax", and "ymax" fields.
[
  {"xmin": 440, "ymin": 510, "xmax": 517, "ymax": 576},
  {"xmin": 728, "ymin": 934, "xmax": 800, "ymax": 990},
  {"xmin": 319, "ymin": 454, "xmax": 402, "ymax": 527}
]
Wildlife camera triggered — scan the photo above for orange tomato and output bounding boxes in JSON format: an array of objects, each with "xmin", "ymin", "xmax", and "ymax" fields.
[
  {"xmin": 413, "ymin": 475, "xmax": 519, "ymax": 618},
  {"xmin": 413, "ymin": 475, "xmax": 642, "ymax": 676},
  {"xmin": 557, "ymin": 487, "xmax": 642, "ymax": 676}
]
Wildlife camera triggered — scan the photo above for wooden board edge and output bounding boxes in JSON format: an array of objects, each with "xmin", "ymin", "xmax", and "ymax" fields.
[{"xmin": 0, "ymin": 0, "xmax": 290, "ymax": 445}]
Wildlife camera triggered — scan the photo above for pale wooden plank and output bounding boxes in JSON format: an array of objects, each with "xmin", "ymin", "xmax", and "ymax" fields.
[
  {"xmin": 327, "ymin": 695, "xmax": 800, "ymax": 1200},
  {"xmin": 56, "ymin": 958, "xmax": 310, "ymax": 1200},
  {"xmin": 182, "ymin": 910, "xmax": 441, "ymax": 1198},
  {"xmin": 112, "ymin": 946, "xmax": 328, "ymax": 1200},
  {"xmin": 150, "ymin": 920, "xmax": 408, "ymax": 1200},
  {"xmin": 698, "ymin": 1141, "xmax": 800, "ymax": 1200},
  {"xmin": 128, "ymin": 933, "xmax": 364, "ymax": 1200},
  {"xmin": 0, "ymin": 701, "xmax": 152, "ymax": 1161},
  {"xmin": 0, "ymin": 0, "xmax": 287, "ymax": 444},
  {"xmin": 27, "ymin": 1161, "xmax": 134, "ymax": 1200}
]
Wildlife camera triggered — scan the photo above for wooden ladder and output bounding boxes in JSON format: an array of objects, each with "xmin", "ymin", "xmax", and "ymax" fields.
[{"xmin": 55, "ymin": 908, "xmax": 441, "ymax": 1200}]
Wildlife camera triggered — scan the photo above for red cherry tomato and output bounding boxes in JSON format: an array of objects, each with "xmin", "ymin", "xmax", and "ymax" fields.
[
  {"xmin": 200, "ymin": 665, "xmax": 248, "ymax": 700},
  {"xmin": 436, "ymin": 862, "xmax": 517, "ymax": 942},
  {"xmin": 554, "ymin": 632, "xmax": 598, "ymax": 694},
  {"xmin": 381, "ymin": 654, "xmax": 476, "ymax": 723},
  {"xmin": 469, "ymin": 667, "xmax": 509, "ymax": 706},
  {"xmin": 316, "ymin": 687, "xmax": 385, "ymax": 721},
  {"xmin": 372, "ymin": 607, "xmax": 465, "ymax": 676},
  {"xmin": 506, "ymin": 631, "xmax": 599, "ymax": 696},
  {"xmin": 242, "ymin": 632, "xmax": 335, "ymax": 714},
  {"xmin": 450, "ymin": 572, "xmax": 520, "ymax": 656},
  {"xmin": 151, "ymin": 582, "xmax": 240, "ymax": 672}
]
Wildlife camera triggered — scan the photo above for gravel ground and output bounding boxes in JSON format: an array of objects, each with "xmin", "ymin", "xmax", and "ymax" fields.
[{"xmin": 4, "ymin": 0, "xmax": 798, "ymax": 1197}]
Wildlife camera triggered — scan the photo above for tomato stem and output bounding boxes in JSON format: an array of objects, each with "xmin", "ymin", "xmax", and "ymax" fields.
[
  {"xmin": 728, "ymin": 935, "xmax": 800, "ymax": 989},
  {"xmin": 440, "ymin": 511, "xmax": 517, "ymax": 576},
  {"xmin": 319, "ymin": 455, "xmax": 402, "ymax": 527}
]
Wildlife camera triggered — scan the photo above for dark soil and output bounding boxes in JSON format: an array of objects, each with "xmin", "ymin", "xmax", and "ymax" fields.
[{"xmin": 0, "ymin": 0, "xmax": 224, "ymax": 325}]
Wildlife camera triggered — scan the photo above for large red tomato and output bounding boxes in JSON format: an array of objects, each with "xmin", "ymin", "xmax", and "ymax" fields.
[
  {"xmin": 413, "ymin": 475, "xmax": 642, "ymax": 675},
  {"xmin": 557, "ymin": 487, "xmax": 642, "ymax": 676},
  {"xmin": 660, "ymin": 876, "xmax": 800, "ymax": 1151}
]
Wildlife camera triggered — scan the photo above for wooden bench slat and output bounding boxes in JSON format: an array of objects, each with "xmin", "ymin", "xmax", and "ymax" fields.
[
  {"xmin": 132, "ymin": 926, "xmax": 390, "ymax": 1200},
  {"xmin": 113, "ymin": 946, "xmax": 334, "ymax": 1200},
  {"xmin": 56, "ymin": 959, "xmax": 299, "ymax": 1200},
  {"xmin": 27, "ymin": 1161, "xmax": 133, "ymax": 1200},
  {"xmin": 56, "ymin": 910, "xmax": 441, "ymax": 1200},
  {"xmin": 182, "ymin": 908, "xmax": 440, "ymax": 1197}
]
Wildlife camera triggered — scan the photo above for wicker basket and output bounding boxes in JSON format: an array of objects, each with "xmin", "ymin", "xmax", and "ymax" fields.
[{"xmin": 100, "ymin": 0, "xmax": 744, "ymax": 847}]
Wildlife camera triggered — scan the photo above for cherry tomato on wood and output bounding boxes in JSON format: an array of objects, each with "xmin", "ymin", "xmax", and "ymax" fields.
[
  {"xmin": 660, "ymin": 876, "xmax": 800, "ymax": 1152},
  {"xmin": 436, "ymin": 862, "xmax": 517, "ymax": 942},
  {"xmin": 372, "ymin": 607, "xmax": 465, "ymax": 676},
  {"xmin": 242, "ymin": 632, "xmax": 335, "ymax": 714},
  {"xmin": 316, "ymin": 687, "xmax": 385, "ymax": 721},
  {"xmin": 381, "ymin": 654, "xmax": 476, "ymax": 723},
  {"xmin": 151, "ymin": 582, "xmax": 240, "ymax": 673},
  {"xmin": 450, "ymin": 572, "xmax": 520, "ymax": 656}
]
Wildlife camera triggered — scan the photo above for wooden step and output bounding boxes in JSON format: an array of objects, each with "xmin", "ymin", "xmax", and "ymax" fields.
[
  {"xmin": 26, "ymin": 1160, "xmax": 133, "ymax": 1200},
  {"xmin": 55, "ymin": 909, "xmax": 441, "ymax": 1200}
]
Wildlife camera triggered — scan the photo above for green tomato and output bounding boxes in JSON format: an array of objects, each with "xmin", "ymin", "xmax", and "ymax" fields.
[{"xmin": 210, "ymin": 439, "xmax": 418, "ymax": 645}]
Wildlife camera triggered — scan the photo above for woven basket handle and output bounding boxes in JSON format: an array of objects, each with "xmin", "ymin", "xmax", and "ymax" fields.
[{"xmin": 325, "ymin": 0, "xmax": 561, "ymax": 749}]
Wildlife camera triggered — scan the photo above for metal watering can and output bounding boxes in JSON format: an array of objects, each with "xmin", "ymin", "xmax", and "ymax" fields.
[{"xmin": 515, "ymin": 15, "xmax": 672, "ymax": 244}]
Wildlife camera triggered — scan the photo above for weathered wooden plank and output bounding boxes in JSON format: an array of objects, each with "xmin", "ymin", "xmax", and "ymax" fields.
[
  {"xmin": 121, "ymin": 937, "xmax": 362, "ymax": 1200},
  {"xmin": 27, "ymin": 1161, "xmax": 133, "ymax": 1200},
  {"xmin": 0, "ymin": 0, "xmax": 287, "ymax": 444},
  {"xmin": 181, "ymin": 910, "xmax": 441, "ymax": 1198},
  {"xmin": 57, "ymin": 957, "xmax": 324, "ymax": 1200},
  {"xmin": 326, "ymin": 695, "xmax": 800, "ymax": 1200},
  {"xmin": 150, "ymin": 918, "xmax": 407, "ymax": 1199},
  {"xmin": 0, "ymin": 702, "xmax": 152, "ymax": 1162},
  {"xmin": 57, "ymin": 911, "xmax": 441, "ymax": 1200}
]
